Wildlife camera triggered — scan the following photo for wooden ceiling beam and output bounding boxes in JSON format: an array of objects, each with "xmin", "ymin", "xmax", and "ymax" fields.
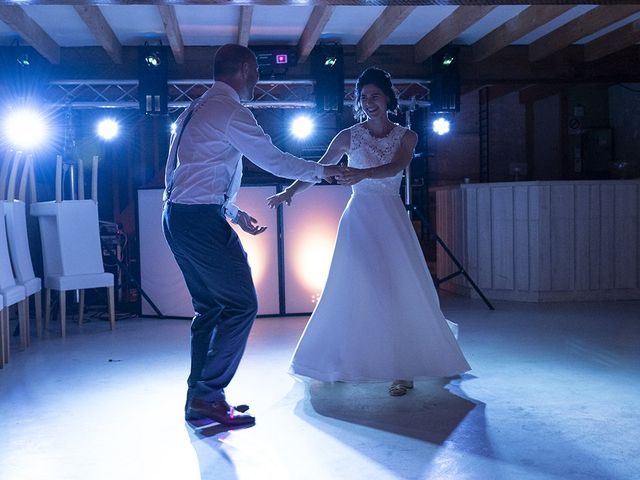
[
  {"xmin": 529, "ymin": 5, "xmax": 640, "ymax": 62},
  {"xmin": 462, "ymin": 83, "xmax": 525, "ymax": 100},
  {"xmin": 297, "ymin": 5, "xmax": 335, "ymax": 63},
  {"xmin": 471, "ymin": 5, "xmax": 573, "ymax": 62},
  {"xmin": 73, "ymin": 5, "xmax": 122, "ymax": 64},
  {"xmin": 0, "ymin": 1, "xmax": 638, "ymax": 6},
  {"xmin": 519, "ymin": 83, "xmax": 567, "ymax": 104},
  {"xmin": 583, "ymin": 19, "xmax": 640, "ymax": 62},
  {"xmin": 0, "ymin": 5, "xmax": 60, "ymax": 64},
  {"xmin": 356, "ymin": 6, "xmax": 415, "ymax": 63},
  {"xmin": 488, "ymin": 83, "xmax": 525, "ymax": 101},
  {"xmin": 237, "ymin": 6, "xmax": 253, "ymax": 47},
  {"xmin": 414, "ymin": 6, "xmax": 495, "ymax": 63},
  {"xmin": 158, "ymin": 5, "xmax": 185, "ymax": 64}
]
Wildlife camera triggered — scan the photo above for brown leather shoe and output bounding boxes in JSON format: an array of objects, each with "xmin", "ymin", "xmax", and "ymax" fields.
[{"xmin": 187, "ymin": 399, "xmax": 255, "ymax": 426}]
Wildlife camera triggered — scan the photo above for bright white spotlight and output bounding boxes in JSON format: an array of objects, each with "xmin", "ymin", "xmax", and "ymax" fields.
[
  {"xmin": 97, "ymin": 118, "xmax": 119, "ymax": 140},
  {"xmin": 432, "ymin": 117, "xmax": 451, "ymax": 136},
  {"xmin": 290, "ymin": 115, "xmax": 314, "ymax": 140},
  {"xmin": 4, "ymin": 109, "xmax": 48, "ymax": 149},
  {"xmin": 170, "ymin": 122, "xmax": 177, "ymax": 135}
]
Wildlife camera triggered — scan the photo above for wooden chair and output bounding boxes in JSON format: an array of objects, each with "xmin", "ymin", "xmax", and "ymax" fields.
[
  {"xmin": 0, "ymin": 293, "xmax": 5, "ymax": 368},
  {"xmin": 0, "ymin": 201, "xmax": 28, "ymax": 360},
  {"xmin": 4, "ymin": 153, "xmax": 43, "ymax": 339},
  {"xmin": 30, "ymin": 155, "xmax": 115, "ymax": 337}
]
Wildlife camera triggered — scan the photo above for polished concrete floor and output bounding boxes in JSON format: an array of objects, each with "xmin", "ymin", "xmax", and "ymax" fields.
[{"xmin": 0, "ymin": 296, "xmax": 639, "ymax": 480}]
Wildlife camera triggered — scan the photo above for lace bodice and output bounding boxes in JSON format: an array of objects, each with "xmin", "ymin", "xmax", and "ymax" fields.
[{"xmin": 348, "ymin": 122, "xmax": 407, "ymax": 195}]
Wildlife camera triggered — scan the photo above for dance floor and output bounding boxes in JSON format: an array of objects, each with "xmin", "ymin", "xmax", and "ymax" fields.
[{"xmin": 1, "ymin": 295, "xmax": 638, "ymax": 480}]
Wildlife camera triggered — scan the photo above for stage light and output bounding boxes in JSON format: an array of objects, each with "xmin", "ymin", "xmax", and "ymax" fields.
[
  {"xmin": 324, "ymin": 56, "xmax": 337, "ymax": 68},
  {"xmin": 442, "ymin": 54, "xmax": 455, "ymax": 66},
  {"xmin": 290, "ymin": 115, "xmax": 314, "ymax": 140},
  {"xmin": 170, "ymin": 122, "xmax": 177, "ymax": 135},
  {"xmin": 3, "ymin": 108, "xmax": 48, "ymax": 149},
  {"xmin": 97, "ymin": 118, "xmax": 119, "ymax": 140},
  {"xmin": 432, "ymin": 117, "xmax": 451, "ymax": 136},
  {"xmin": 144, "ymin": 52, "xmax": 161, "ymax": 68},
  {"xmin": 16, "ymin": 53, "xmax": 30, "ymax": 67}
]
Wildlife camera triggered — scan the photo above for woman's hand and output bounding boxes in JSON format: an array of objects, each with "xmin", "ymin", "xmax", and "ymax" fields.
[
  {"xmin": 266, "ymin": 189, "xmax": 295, "ymax": 209},
  {"xmin": 337, "ymin": 167, "xmax": 369, "ymax": 186}
]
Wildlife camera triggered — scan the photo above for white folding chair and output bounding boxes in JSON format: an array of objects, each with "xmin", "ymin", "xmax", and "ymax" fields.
[{"xmin": 31, "ymin": 155, "xmax": 115, "ymax": 337}]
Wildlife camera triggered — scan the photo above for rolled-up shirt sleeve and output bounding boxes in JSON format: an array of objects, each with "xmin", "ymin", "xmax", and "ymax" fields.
[{"xmin": 226, "ymin": 107, "xmax": 325, "ymax": 183}]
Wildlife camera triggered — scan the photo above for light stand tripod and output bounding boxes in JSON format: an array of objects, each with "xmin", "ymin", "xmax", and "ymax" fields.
[
  {"xmin": 100, "ymin": 223, "xmax": 164, "ymax": 318},
  {"xmin": 109, "ymin": 253, "xmax": 164, "ymax": 318},
  {"xmin": 408, "ymin": 204, "xmax": 494, "ymax": 311},
  {"xmin": 404, "ymin": 106, "xmax": 494, "ymax": 310}
]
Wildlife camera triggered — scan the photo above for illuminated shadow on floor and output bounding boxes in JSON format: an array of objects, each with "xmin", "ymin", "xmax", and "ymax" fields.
[{"xmin": 305, "ymin": 375, "xmax": 479, "ymax": 445}]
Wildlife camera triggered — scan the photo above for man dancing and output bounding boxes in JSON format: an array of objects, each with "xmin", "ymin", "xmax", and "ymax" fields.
[{"xmin": 162, "ymin": 44, "xmax": 347, "ymax": 426}]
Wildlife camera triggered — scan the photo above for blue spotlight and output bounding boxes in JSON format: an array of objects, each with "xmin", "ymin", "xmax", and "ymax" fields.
[
  {"xmin": 97, "ymin": 118, "xmax": 119, "ymax": 140},
  {"xmin": 290, "ymin": 115, "xmax": 314, "ymax": 140},
  {"xmin": 3, "ymin": 108, "xmax": 48, "ymax": 149},
  {"xmin": 432, "ymin": 117, "xmax": 451, "ymax": 136}
]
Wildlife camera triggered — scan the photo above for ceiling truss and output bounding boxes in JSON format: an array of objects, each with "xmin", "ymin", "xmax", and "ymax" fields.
[{"xmin": 43, "ymin": 78, "xmax": 431, "ymax": 110}]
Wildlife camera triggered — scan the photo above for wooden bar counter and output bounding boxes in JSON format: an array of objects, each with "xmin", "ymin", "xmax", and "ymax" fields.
[{"xmin": 434, "ymin": 180, "xmax": 640, "ymax": 302}]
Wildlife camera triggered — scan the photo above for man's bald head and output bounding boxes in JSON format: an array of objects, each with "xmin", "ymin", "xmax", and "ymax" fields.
[{"xmin": 214, "ymin": 44, "xmax": 257, "ymax": 80}]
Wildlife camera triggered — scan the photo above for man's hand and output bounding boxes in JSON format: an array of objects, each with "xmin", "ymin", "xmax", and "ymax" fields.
[
  {"xmin": 323, "ymin": 164, "xmax": 353, "ymax": 183},
  {"xmin": 267, "ymin": 189, "xmax": 294, "ymax": 209},
  {"xmin": 337, "ymin": 167, "xmax": 369, "ymax": 186},
  {"xmin": 235, "ymin": 210, "xmax": 267, "ymax": 235}
]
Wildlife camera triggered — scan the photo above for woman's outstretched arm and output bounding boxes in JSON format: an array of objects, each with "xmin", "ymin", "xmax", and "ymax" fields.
[{"xmin": 267, "ymin": 128, "xmax": 351, "ymax": 208}]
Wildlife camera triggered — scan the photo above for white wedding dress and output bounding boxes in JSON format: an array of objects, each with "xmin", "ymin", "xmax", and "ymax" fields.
[{"xmin": 290, "ymin": 123, "xmax": 471, "ymax": 382}]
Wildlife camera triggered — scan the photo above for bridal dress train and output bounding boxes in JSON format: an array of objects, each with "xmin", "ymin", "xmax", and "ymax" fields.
[{"xmin": 290, "ymin": 123, "xmax": 471, "ymax": 382}]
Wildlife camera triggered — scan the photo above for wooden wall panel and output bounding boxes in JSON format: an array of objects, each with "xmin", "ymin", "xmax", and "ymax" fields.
[
  {"xmin": 434, "ymin": 180, "xmax": 640, "ymax": 302},
  {"xmin": 600, "ymin": 185, "xmax": 615, "ymax": 290},
  {"xmin": 464, "ymin": 187, "xmax": 479, "ymax": 289},
  {"xmin": 538, "ymin": 185, "xmax": 552, "ymax": 291},
  {"xmin": 514, "ymin": 185, "xmax": 530, "ymax": 291},
  {"xmin": 574, "ymin": 184, "xmax": 591, "ymax": 291},
  {"xmin": 528, "ymin": 185, "xmax": 541, "ymax": 294},
  {"xmin": 614, "ymin": 183, "xmax": 638, "ymax": 289},
  {"xmin": 550, "ymin": 185, "xmax": 574, "ymax": 291},
  {"xmin": 477, "ymin": 187, "xmax": 493, "ymax": 289},
  {"xmin": 491, "ymin": 187, "xmax": 514, "ymax": 290},
  {"xmin": 588, "ymin": 184, "xmax": 601, "ymax": 290}
]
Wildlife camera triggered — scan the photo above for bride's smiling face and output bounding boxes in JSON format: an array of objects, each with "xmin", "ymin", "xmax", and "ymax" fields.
[{"xmin": 359, "ymin": 84, "xmax": 389, "ymax": 120}]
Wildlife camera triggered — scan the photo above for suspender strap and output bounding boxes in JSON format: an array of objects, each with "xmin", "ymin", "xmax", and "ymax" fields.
[{"xmin": 164, "ymin": 108, "xmax": 195, "ymax": 202}]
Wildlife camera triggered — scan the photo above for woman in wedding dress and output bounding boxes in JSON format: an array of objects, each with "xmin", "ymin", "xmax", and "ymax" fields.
[{"xmin": 267, "ymin": 68, "xmax": 470, "ymax": 396}]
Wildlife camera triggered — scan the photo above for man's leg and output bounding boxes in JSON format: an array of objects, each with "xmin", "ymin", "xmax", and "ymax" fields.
[
  {"xmin": 195, "ymin": 226, "xmax": 257, "ymax": 401},
  {"xmin": 162, "ymin": 203, "xmax": 257, "ymax": 410}
]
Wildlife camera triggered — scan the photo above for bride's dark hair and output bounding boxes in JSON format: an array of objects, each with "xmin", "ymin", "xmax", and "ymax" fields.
[{"xmin": 353, "ymin": 67, "xmax": 399, "ymax": 120}]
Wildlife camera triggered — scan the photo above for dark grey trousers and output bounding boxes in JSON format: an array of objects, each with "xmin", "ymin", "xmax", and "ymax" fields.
[{"xmin": 162, "ymin": 202, "xmax": 257, "ymax": 405}]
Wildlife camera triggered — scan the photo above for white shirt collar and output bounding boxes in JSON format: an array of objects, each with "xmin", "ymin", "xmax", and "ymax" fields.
[{"xmin": 211, "ymin": 80, "xmax": 241, "ymax": 103}]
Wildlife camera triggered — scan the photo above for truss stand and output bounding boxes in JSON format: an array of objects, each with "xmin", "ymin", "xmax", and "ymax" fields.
[{"xmin": 403, "ymin": 104, "xmax": 494, "ymax": 311}]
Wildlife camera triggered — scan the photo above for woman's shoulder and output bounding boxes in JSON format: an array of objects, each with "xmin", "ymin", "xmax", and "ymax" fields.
[
  {"xmin": 347, "ymin": 122, "xmax": 366, "ymax": 133},
  {"xmin": 334, "ymin": 127, "xmax": 353, "ymax": 143},
  {"xmin": 346, "ymin": 123, "xmax": 367, "ymax": 146},
  {"xmin": 401, "ymin": 126, "xmax": 417, "ymax": 138},
  {"xmin": 395, "ymin": 125, "xmax": 417, "ymax": 140}
]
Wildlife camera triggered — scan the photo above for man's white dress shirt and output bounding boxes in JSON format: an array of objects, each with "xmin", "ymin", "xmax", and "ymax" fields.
[{"xmin": 164, "ymin": 81, "xmax": 325, "ymax": 220}]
